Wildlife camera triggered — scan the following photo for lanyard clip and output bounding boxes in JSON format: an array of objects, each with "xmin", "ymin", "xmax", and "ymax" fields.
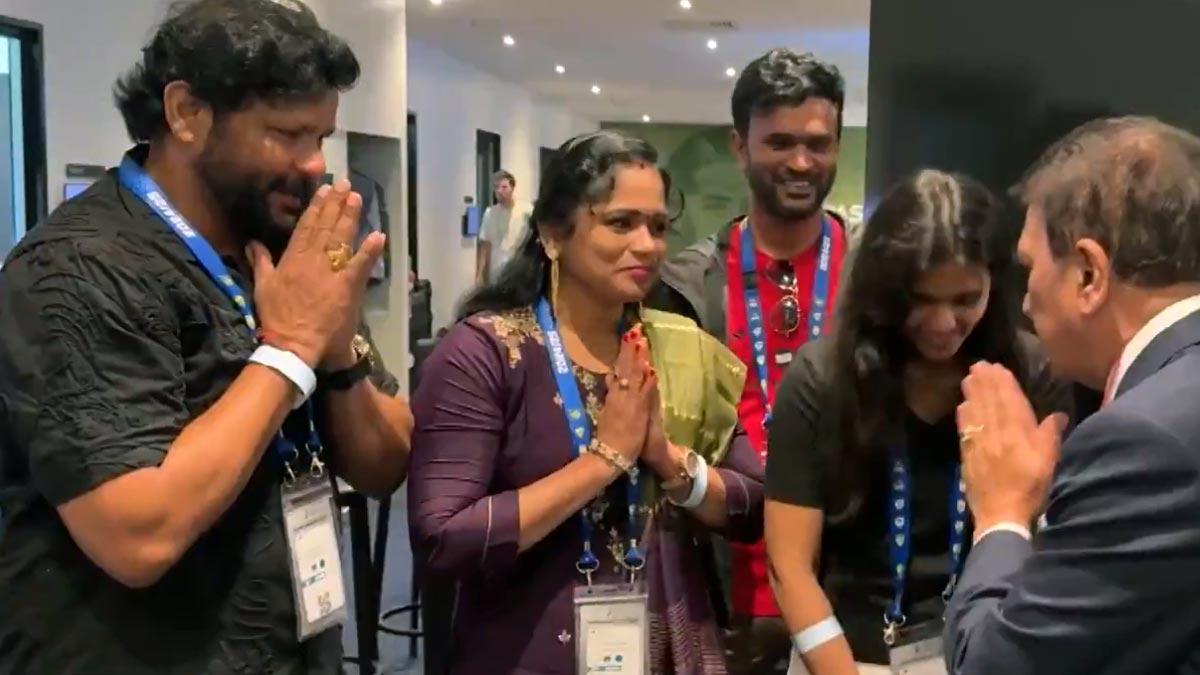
[
  {"xmin": 576, "ymin": 541, "xmax": 600, "ymax": 587},
  {"xmin": 883, "ymin": 614, "xmax": 906, "ymax": 647}
]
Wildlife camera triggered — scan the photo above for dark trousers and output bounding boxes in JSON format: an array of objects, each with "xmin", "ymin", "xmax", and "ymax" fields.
[{"xmin": 726, "ymin": 615, "xmax": 792, "ymax": 675}]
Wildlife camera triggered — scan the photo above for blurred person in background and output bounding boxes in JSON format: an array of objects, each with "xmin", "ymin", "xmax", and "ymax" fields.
[
  {"xmin": 765, "ymin": 171, "xmax": 1071, "ymax": 674},
  {"xmin": 476, "ymin": 169, "xmax": 533, "ymax": 284},
  {"xmin": 649, "ymin": 48, "xmax": 851, "ymax": 674},
  {"xmin": 0, "ymin": 2, "xmax": 412, "ymax": 672},
  {"xmin": 409, "ymin": 130, "xmax": 765, "ymax": 674}
]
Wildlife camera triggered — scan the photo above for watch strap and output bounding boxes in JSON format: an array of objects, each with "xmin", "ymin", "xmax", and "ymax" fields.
[{"xmin": 319, "ymin": 354, "xmax": 372, "ymax": 391}]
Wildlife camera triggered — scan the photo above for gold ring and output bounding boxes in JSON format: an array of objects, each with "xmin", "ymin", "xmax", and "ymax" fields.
[
  {"xmin": 959, "ymin": 424, "xmax": 985, "ymax": 446},
  {"xmin": 326, "ymin": 243, "xmax": 352, "ymax": 272}
]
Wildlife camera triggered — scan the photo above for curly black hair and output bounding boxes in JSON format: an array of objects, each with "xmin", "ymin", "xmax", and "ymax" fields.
[
  {"xmin": 114, "ymin": 0, "xmax": 360, "ymax": 142},
  {"xmin": 731, "ymin": 48, "xmax": 845, "ymax": 138}
]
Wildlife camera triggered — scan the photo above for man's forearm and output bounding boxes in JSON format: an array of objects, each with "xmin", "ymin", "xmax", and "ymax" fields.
[
  {"xmin": 59, "ymin": 365, "xmax": 296, "ymax": 587},
  {"xmin": 323, "ymin": 381, "xmax": 413, "ymax": 497}
]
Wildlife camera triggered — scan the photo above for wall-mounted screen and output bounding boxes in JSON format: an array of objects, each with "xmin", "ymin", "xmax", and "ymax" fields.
[
  {"xmin": 63, "ymin": 181, "xmax": 90, "ymax": 201},
  {"xmin": 462, "ymin": 204, "xmax": 482, "ymax": 237}
]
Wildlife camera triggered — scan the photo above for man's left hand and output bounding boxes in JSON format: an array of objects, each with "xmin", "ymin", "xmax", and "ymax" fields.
[{"xmin": 957, "ymin": 362, "xmax": 1069, "ymax": 535}]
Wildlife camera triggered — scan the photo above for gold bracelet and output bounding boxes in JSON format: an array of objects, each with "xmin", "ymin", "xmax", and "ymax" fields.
[{"xmin": 587, "ymin": 439, "xmax": 634, "ymax": 474}]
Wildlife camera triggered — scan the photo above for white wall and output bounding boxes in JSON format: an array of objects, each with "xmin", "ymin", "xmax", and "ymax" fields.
[
  {"xmin": 4, "ymin": 0, "xmax": 413, "ymax": 387},
  {"xmin": 407, "ymin": 38, "xmax": 597, "ymax": 331},
  {"xmin": 2, "ymin": 0, "xmax": 170, "ymax": 208},
  {"xmin": 309, "ymin": 0, "xmax": 410, "ymax": 383}
]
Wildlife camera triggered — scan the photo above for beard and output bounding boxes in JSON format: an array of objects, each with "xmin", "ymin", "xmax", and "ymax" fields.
[
  {"xmin": 196, "ymin": 145, "xmax": 317, "ymax": 259},
  {"xmin": 746, "ymin": 161, "xmax": 837, "ymax": 221}
]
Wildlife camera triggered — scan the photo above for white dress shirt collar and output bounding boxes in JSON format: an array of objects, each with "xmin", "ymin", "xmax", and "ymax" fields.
[{"xmin": 1109, "ymin": 293, "xmax": 1200, "ymax": 397}]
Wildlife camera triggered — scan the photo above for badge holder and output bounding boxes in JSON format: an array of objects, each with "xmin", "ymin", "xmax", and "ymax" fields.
[
  {"xmin": 886, "ymin": 619, "xmax": 946, "ymax": 675},
  {"xmin": 573, "ymin": 542, "xmax": 649, "ymax": 675},
  {"xmin": 279, "ymin": 425, "xmax": 348, "ymax": 641}
]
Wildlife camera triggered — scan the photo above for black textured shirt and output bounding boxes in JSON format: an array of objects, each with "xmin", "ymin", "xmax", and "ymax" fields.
[{"xmin": 0, "ymin": 169, "xmax": 398, "ymax": 674}]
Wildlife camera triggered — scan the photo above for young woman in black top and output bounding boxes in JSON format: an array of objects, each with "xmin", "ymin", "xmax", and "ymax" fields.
[{"xmin": 764, "ymin": 170, "xmax": 1072, "ymax": 673}]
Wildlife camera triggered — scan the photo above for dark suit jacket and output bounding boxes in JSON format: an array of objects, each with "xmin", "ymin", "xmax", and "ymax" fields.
[{"xmin": 944, "ymin": 307, "xmax": 1200, "ymax": 675}]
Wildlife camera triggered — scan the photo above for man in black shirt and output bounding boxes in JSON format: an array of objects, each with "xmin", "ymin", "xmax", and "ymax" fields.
[{"xmin": 0, "ymin": 1, "xmax": 413, "ymax": 673}]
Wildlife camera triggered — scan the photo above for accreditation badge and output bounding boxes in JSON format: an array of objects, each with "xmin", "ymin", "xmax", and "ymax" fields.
[
  {"xmin": 887, "ymin": 620, "xmax": 947, "ymax": 675},
  {"xmin": 281, "ymin": 475, "xmax": 348, "ymax": 641},
  {"xmin": 573, "ymin": 582, "xmax": 650, "ymax": 674}
]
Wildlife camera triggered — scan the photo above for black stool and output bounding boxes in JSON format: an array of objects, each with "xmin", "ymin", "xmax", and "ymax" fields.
[
  {"xmin": 337, "ymin": 486, "xmax": 383, "ymax": 675},
  {"xmin": 375, "ymin": 493, "xmax": 424, "ymax": 660}
]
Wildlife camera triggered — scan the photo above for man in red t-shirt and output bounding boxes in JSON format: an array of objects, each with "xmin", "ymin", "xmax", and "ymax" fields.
[{"xmin": 650, "ymin": 49, "xmax": 849, "ymax": 674}]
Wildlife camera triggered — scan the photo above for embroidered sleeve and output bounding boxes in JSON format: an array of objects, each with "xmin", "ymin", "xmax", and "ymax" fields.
[{"xmin": 0, "ymin": 239, "xmax": 187, "ymax": 505}]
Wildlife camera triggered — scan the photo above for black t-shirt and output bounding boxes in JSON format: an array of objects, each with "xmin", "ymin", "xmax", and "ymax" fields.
[
  {"xmin": 765, "ymin": 336, "xmax": 1071, "ymax": 664},
  {"xmin": 0, "ymin": 170, "xmax": 398, "ymax": 674}
]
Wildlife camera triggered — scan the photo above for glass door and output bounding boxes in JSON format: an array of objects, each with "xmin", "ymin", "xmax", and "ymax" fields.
[{"xmin": 0, "ymin": 16, "xmax": 45, "ymax": 264}]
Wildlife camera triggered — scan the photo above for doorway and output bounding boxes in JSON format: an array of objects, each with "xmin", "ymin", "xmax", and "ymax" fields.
[
  {"xmin": 0, "ymin": 16, "xmax": 46, "ymax": 263},
  {"xmin": 475, "ymin": 129, "xmax": 501, "ymax": 209}
]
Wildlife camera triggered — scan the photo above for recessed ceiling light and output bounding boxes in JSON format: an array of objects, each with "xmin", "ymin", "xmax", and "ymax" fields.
[
  {"xmin": 642, "ymin": 114, "xmax": 652, "ymax": 123},
  {"xmin": 679, "ymin": 0, "xmax": 692, "ymax": 8},
  {"xmin": 725, "ymin": 67, "xmax": 737, "ymax": 78},
  {"xmin": 706, "ymin": 38, "xmax": 718, "ymax": 51},
  {"xmin": 429, "ymin": 0, "xmax": 442, "ymax": 5},
  {"xmin": 503, "ymin": 34, "xmax": 516, "ymax": 47},
  {"xmin": 591, "ymin": 84, "xmax": 601, "ymax": 95},
  {"xmin": 555, "ymin": 64, "xmax": 566, "ymax": 75}
]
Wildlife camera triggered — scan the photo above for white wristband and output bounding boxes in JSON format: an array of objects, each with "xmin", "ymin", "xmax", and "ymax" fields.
[
  {"xmin": 248, "ymin": 345, "xmax": 316, "ymax": 409},
  {"xmin": 668, "ymin": 453, "xmax": 709, "ymax": 509},
  {"xmin": 792, "ymin": 616, "xmax": 844, "ymax": 654}
]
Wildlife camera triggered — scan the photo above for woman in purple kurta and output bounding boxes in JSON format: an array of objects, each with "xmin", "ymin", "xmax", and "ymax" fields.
[{"xmin": 408, "ymin": 132, "xmax": 765, "ymax": 675}]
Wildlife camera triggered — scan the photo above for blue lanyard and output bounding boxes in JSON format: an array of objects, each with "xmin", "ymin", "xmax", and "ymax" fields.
[
  {"xmin": 534, "ymin": 297, "xmax": 643, "ymax": 584},
  {"xmin": 117, "ymin": 152, "xmax": 320, "ymax": 465},
  {"xmin": 885, "ymin": 446, "xmax": 968, "ymax": 635},
  {"xmin": 118, "ymin": 154, "xmax": 257, "ymax": 333},
  {"xmin": 740, "ymin": 216, "xmax": 833, "ymax": 426}
]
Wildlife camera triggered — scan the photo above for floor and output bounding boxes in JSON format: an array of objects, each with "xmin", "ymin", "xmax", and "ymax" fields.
[{"xmin": 340, "ymin": 489, "xmax": 425, "ymax": 675}]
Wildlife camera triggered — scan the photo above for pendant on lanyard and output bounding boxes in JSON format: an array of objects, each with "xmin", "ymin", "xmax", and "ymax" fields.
[
  {"xmin": 118, "ymin": 152, "xmax": 321, "ymax": 469},
  {"xmin": 884, "ymin": 446, "xmax": 968, "ymax": 646},
  {"xmin": 740, "ymin": 217, "xmax": 833, "ymax": 428},
  {"xmin": 534, "ymin": 297, "xmax": 644, "ymax": 585}
]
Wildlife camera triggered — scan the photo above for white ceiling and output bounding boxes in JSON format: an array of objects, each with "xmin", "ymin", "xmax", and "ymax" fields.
[{"xmin": 405, "ymin": 0, "xmax": 871, "ymax": 126}]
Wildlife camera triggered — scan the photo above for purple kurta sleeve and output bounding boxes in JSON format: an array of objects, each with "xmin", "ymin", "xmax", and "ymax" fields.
[
  {"xmin": 715, "ymin": 427, "xmax": 766, "ymax": 543},
  {"xmin": 407, "ymin": 321, "xmax": 521, "ymax": 578}
]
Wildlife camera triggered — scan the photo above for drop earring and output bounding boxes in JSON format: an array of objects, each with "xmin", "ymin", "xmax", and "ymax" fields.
[{"xmin": 544, "ymin": 242, "xmax": 560, "ymax": 315}]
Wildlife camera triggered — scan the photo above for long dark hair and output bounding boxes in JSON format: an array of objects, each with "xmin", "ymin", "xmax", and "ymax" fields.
[
  {"xmin": 457, "ymin": 130, "xmax": 673, "ymax": 319},
  {"xmin": 827, "ymin": 169, "xmax": 1024, "ymax": 520}
]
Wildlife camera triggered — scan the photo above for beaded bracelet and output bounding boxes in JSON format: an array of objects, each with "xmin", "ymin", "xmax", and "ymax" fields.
[{"xmin": 587, "ymin": 439, "xmax": 634, "ymax": 474}]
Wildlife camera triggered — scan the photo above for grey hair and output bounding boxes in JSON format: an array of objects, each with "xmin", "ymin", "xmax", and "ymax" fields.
[{"xmin": 1013, "ymin": 116, "xmax": 1200, "ymax": 287}]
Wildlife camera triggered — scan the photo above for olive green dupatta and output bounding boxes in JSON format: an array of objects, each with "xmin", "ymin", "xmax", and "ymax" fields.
[
  {"xmin": 637, "ymin": 307, "xmax": 748, "ymax": 674},
  {"xmin": 639, "ymin": 308, "xmax": 746, "ymax": 497}
]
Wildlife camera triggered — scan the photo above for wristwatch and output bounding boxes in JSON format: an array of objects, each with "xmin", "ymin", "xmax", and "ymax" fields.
[
  {"xmin": 319, "ymin": 334, "xmax": 374, "ymax": 391},
  {"xmin": 661, "ymin": 447, "xmax": 701, "ymax": 492}
]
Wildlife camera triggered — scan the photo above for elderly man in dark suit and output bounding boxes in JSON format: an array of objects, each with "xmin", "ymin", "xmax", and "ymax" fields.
[{"xmin": 946, "ymin": 116, "xmax": 1200, "ymax": 675}]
